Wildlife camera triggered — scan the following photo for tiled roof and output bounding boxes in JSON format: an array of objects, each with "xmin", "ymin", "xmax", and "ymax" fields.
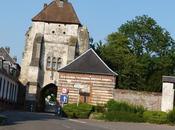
[
  {"xmin": 32, "ymin": 0, "xmax": 81, "ymax": 25},
  {"xmin": 58, "ymin": 48, "xmax": 118, "ymax": 76}
]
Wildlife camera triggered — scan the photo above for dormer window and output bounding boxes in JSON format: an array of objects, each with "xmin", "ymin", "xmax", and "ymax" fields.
[
  {"xmin": 57, "ymin": 58, "xmax": 62, "ymax": 69},
  {"xmin": 3, "ymin": 61, "xmax": 10, "ymax": 74},
  {"xmin": 47, "ymin": 57, "xmax": 51, "ymax": 69},
  {"xmin": 10, "ymin": 67, "xmax": 13, "ymax": 75}
]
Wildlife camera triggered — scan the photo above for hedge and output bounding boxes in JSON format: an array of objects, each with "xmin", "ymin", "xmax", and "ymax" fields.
[
  {"xmin": 62, "ymin": 100, "xmax": 175, "ymax": 124},
  {"xmin": 143, "ymin": 111, "xmax": 168, "ymax": 124},
  {"xmin": 63, "ymin": 103, "xmax": 93, "ymax": 119},
  {"xmin": 105, "ymin": 111, "xmax": 144, "ymax": 122},
  {"xmin": 106, "ymin": 100, "xmax": 145, "ymax": 114},
  {"xmin": 167, "ymin": 109, "xmax": 175, "ymax": 124},
  {"xmin": 90, "ymin": 112, "xmax": 105, "ymax": 120},
  {"xmin": 103, "ymin": 100, "xmax": 145, "ymax": 122}
]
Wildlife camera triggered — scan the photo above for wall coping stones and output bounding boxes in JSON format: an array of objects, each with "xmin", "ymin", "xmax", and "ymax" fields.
[{"xmin": 162, "ymin": 76, "xmax": 175, "ymax": 83}]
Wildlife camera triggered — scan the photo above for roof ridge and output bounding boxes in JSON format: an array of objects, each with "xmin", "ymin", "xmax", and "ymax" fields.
[
  {"xmin": 90, "ymin": 49, "xmax": 118, "ymax": 76},
  {"xmin": 58, "ymin": 48, "xmax": 118, "ymax": 76},
  {"xmin": 32, "ymin": 1, "xmax": 54, "ymax": 21},
  {"xmin": 32, "ymin": 1, "xmax": 81, "ymax": 25}
]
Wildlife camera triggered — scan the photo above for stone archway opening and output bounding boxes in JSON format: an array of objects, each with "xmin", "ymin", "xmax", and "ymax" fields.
[{"xmin": 39, "ymin": 83, "xmax": 57, "ymax": 113}]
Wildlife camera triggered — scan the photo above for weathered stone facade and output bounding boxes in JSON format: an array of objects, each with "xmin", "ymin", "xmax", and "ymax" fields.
[
  {"xmin": 20, "ymin": 22, "xmax": 89, "ymax": 87},
  {"xmin": 20, "ymin": 0, "xmax": 89, "ymax": 109},
  {"xmin": 114, "ymin": 89, "xmax": 162, "ymax": 111}
]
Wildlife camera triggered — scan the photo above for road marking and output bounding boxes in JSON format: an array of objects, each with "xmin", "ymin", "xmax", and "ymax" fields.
[{"xmin": 69, "ymin": 119, "xmax": 87, "ymax": 124}]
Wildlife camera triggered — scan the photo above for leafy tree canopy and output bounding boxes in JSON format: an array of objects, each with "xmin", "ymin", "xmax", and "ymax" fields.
[{"xmin": 92, "ymin": 15, "xmax": 175, "ymax": 92}]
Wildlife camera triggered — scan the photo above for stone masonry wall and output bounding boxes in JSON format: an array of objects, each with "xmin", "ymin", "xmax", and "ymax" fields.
[
  {"xmin": 20, "ymin": 22, "xmax": 79, "ymax": 85},
  {"xmin": 114, "ymin": 89, "xmax": 162, "ymax": 111},
  {"xmin": 20, "ymin": 21, "xmax": 89, "ymax": 88},
  {"xmin": 58, "ymin": 72, "xmax": 116, "ymax": 105}
]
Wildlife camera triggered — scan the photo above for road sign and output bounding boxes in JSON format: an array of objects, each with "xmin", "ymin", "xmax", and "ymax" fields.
[
  {"xmin": 60, "ymin": 94, "xmax": 68, "ymax": 104},
  {"xmin": 61, "ymin": 88, "xmax": 69, "ymax": 94}
]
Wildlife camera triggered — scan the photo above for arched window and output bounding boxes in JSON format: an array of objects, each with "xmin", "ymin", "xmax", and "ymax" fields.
[
  {"xmin": 57, "ymin": 58, "xmax": 62, "ymax": 69},
  {"xmin": 52, "ymin": 57, "xmax": 57, "ymax": 70},
  {"xmin": 47, "ymin": 57, "xmax": 51, "ymax": 69}
]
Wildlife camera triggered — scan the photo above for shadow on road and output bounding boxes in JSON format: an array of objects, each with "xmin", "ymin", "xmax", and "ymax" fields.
[{"xmin": 0, "ymin": 111, "xmax": 66, "ymax": 126}]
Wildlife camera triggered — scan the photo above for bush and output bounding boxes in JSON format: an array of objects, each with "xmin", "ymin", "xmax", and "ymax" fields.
[
  {"xmin": 106, "ymin": 100, "xmax": 145, "ymax": 114},
  {"xmin": 89, "ymin": 112, "xmax": 105, "ymax": 120},
  {"xmin": 167, "ymin": 109, "xmax": 175, "ymax": 124},
  {"xmin": 63, "ymin": 103, "xmax": 93, "ymax": 119},
  {"xmin": 103, "ymin": 100, "xmax": 145, "ymax": 122},
  {"xmin": 143, "ymin": 111, "xmax": 168, "ymax": 124},
  {"xmin": 105, "ymin": 111, "xmax": 144, "ymax": 122},
  {"xmin": 94, "ymin": 104, "xmax": 106, "ymax": 113}
]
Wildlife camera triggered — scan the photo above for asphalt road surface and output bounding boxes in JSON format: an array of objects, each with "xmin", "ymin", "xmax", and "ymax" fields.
[{"xmin": 0, "ymin": 111, "xmax": 175, "ymax": 130}]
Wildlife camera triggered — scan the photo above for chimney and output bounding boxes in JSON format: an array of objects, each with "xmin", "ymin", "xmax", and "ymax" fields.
[
  {"xmin": 5, "ymin": 47, "xmax": 10, "ymax": 54},
  {"xmin": 43, "ymin": 3, "xmax": 47, "ymax": 9}
]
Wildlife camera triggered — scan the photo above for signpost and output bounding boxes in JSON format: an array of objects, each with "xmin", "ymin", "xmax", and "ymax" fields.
[
  {"xmin": 74, "ymin": 84, "xmax": 81, "ymax": 106},
  {"xmin": 61, "ymin": 88, "xmax": 69, "ymax": 94},
  {"xmin": 60, "ymin": 87, "xmax": 69, "ymax": 108},
  {"xmin": 60, "ymin": 94, "xmax": 68, "ymax": 104}
]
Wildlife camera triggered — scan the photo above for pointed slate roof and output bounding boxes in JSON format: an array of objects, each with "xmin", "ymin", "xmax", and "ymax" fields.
[
  {"xmin": 32, "ymin": 0, "xmax": 81, "ymax": 25},
  {"xmin": 58, "ymin": 48, "xmax": 118, "ymax": 76}
]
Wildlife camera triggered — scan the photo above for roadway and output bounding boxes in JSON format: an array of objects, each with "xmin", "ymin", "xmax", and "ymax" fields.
[{"xmin": 0, "ymin": 111, "xmax": 175, "ymax": 130}]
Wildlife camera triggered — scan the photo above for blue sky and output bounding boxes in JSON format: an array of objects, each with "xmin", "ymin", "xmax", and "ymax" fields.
[{"xmin": 0, "ymin": 0, "xmax": 175, "ymax": 63}]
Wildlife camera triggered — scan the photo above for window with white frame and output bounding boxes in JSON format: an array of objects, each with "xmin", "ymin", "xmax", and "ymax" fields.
[{"xmin": 3, "ymin": 61, "xmax": 10, "ymax": 74}]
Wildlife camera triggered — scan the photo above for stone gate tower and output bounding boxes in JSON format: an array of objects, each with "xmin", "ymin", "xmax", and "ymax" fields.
[{"xmin": 20, "ymin": 0, "xmax": 89, "ymax": 109}]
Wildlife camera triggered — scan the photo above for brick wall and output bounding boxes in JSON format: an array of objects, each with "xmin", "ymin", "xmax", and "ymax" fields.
[
  {"xmin": 58, "ymin": 72, "xmax": 116, "ymax": 105},
  {"xmin": 114, "ymin": 89, "xmax": 162, "ymax": 111}
]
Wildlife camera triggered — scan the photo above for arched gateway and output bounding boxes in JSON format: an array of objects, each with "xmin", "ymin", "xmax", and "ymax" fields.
[{"xmin": 39, "ymin": 84, "xmax": 57, "ymax": 112}]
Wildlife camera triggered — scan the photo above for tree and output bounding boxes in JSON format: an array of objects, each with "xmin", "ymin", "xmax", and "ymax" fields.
[
  {"xmin": 96, "ymin": 15, "xmax": 175, "ymax": 92},
  {"xmin": 90, "ymin": 40, "xmax": 104, "ymax": 57}
]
